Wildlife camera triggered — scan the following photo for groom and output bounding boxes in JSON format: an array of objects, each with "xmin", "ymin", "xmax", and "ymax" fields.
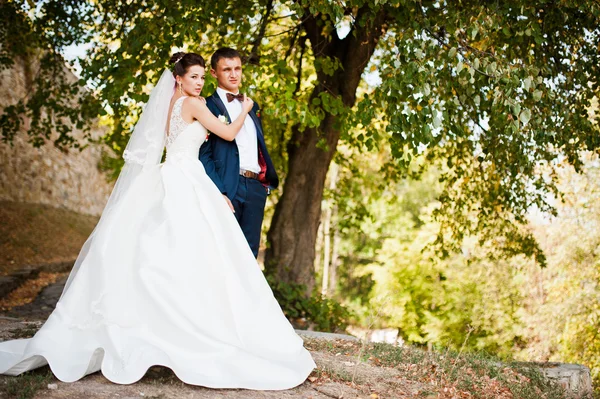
[{"xmin": 199, "ymin": 47, "xmax": 279, "ymax": 258}]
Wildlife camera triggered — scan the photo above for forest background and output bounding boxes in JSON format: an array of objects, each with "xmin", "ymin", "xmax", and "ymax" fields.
[{"xmin": 2, "ymin": 0, "xmax": 600, "ymax": 390}]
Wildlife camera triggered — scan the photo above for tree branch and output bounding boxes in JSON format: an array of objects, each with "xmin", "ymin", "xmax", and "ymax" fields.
[
  {"xmin": 271, "ymin": 12, "xmax": 297, "ymax": 21},
  {"xmin": 294, "ymin": 36, "xmax": 307, "ymax": 96},
  {"xmin": 303, "ymin": 11, "xmax": 340, "ymax": 58},
  {"xmin": 284, "ymin": 25, "xmax": 300, "ymax": 61},
  {"xmin": 248, "ymin": 0, "xmax": 274, "ymax": 65},
  {"xmin": 264, "ymin": 22, "xmax": 306, "ymax": 38},
  {"xmin": 338, "ymin": 5, "xmax": 389, "ymax": 105}
]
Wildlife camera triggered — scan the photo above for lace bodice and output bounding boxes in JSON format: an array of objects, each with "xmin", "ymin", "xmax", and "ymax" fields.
[{"xmin": 166, "ymin": 96, "xmax": 207, "ymax": 161}]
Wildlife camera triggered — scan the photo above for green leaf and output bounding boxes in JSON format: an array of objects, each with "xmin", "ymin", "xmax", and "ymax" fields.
[
  {"xmin": 519, "ymin": 108, "xmax": 531, "ymax": 124},
  {"xmin": 422, "ymin": 83, "xmax": 431, "ymax": 96},
  {"xmin": 470, "ymin": 26, "xmax": 479, "ymax": 40},
  {"xmin": 512, "ymin": 103, "xmax": 521, "ymax": 116}
]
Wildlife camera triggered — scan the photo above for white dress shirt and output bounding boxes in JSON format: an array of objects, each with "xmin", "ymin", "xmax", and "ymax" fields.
[{"xmin": 216, "ymin": 87, "xmax": 260, "ymax": 173}]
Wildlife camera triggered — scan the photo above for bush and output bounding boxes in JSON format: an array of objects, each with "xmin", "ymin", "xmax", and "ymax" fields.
[{"xmin": 265, "ymin": 274, "xmax": 352, "ymax": 333}]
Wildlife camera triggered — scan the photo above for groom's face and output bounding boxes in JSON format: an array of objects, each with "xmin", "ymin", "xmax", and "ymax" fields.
[{"xmin": 211, "ymin": 57, "xmax": 242, "ymax": 93}]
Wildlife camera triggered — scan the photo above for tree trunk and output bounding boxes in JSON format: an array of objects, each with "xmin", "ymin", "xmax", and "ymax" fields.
[
  {"xmin": 265, "ymin": 8, "xmax": 388, "ymax": 292},
  {"xmin": 321, "ymin": 193, "xmax": 332, "ymax": 296},
  {"xmin": 265, "ymin": 116, "xmax": 340, "ymax": 291}
]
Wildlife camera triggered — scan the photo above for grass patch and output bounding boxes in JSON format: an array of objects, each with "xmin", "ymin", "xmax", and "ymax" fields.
[
  {"xmin": 313, "ymin": 364, "xmax": 355, "ymax": 383},
  {"xmin": 305, "ymin": 338, "xmax": 569, "ymax": 399},
  {"xmin": 0, "ymin": 367, "xmax": 54, "ymax": 399},
  {"xmin": 367, "ymin": 343, "xmax": 568, "ymax": 399},
  {"xmin": 303, "ymin": 337, "xmax": 361, "ymax": 356},
  {"xmin": 140, "ymin": 366, "xmax": 185, "ymax": 387},
  {"xmin": 8, "ymin": 325, "xmax": 40, "ymax": 339}
]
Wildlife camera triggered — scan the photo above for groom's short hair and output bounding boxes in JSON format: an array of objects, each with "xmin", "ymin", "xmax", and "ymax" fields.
[{"xmin": 211, "ymin": 47, "xmax": 242, "ymax": 70}]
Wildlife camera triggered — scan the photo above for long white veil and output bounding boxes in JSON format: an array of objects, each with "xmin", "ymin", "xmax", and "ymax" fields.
[{"xmin": 60, "ymin": 69, "xmax": 175, "ymax": 298}]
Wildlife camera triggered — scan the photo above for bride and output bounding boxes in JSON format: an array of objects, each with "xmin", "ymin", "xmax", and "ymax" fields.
[{"xmin": 0, "ymin": 52, "xmax": 316, "ymax": 389}]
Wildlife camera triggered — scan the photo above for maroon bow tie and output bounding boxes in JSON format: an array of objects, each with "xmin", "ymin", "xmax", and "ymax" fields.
[{"xmin": 226, "ymin": 93, "xmax": 244, "ymax": 102}]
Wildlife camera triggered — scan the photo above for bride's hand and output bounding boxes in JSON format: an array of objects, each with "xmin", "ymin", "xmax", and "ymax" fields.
[{"xmin": 242, "ymin": 95, "xmax": 254, "ymax": 114}]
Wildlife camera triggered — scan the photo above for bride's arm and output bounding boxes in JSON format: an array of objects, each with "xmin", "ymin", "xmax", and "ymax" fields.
[{"xmin": 186, "ymin": 96, "xmax": 253, "ymax": 141}]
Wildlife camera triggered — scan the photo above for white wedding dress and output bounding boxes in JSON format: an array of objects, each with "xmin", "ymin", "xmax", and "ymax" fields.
[{"xmin": 0, "ymin": 95, "xmax": 316, "ymax": 389}]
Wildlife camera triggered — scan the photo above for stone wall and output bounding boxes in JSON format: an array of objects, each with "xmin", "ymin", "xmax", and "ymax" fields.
[{"xmin": 0, "ymin": 57, "xmax": 113, "ymax": 216}]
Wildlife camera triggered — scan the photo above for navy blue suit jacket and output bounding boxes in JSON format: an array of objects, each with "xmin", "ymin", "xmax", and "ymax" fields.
[{"xmin": 199, "ymin": 91, "xmax": 279, "ymax": 200}]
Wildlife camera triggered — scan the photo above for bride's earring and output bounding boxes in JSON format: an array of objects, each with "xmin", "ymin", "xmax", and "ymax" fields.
[{"xmin": 178, "ymin": 82, "xmax": 184, "ymax": 95}]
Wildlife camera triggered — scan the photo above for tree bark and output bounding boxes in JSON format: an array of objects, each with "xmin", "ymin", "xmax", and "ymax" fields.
[{"xmin": 265, "ymin": 8, "xmax": 388, "ymax": 292}]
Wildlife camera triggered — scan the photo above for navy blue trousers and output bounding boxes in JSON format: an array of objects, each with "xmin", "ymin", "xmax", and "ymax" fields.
[{"xmin": 231, "ymin": 176, "xmax": 268, "ymax": 258}]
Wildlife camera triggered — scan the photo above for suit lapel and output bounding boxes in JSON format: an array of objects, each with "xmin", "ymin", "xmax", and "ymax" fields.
[{"xmin": 209, "ymin": 92, "xmax": 232, "ymax": 123}]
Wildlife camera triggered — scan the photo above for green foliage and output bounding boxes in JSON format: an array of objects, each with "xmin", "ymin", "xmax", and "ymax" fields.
[
  {"xmin": 331, "ymin": 148, "xmax": 600, "ymax": 391},
  {"xmin": 344, "ymin": 182, "xmax": 527, "ymax": 355},
  {"xmin": 357, "ymin": 0, "xmax": 600, "ymax": 262},
  {"xmin": 265, "ymin": 273, "xmax": 352, "ymax": 333}
]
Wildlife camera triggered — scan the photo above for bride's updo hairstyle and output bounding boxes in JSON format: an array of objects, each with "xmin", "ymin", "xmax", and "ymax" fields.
[{"xmin": 169, "ymin": 52, "xmax": 206, "ymax": 77}]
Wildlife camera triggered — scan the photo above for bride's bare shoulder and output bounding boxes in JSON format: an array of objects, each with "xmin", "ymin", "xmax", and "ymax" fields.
[{"xmin": 184, "ymin": 96, "xmax": 207, "ymax": 107}]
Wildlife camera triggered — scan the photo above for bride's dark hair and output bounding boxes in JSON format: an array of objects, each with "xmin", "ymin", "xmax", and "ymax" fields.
[{"xmin": 169, "ymin": 52, "xmax": 206, "ymax": 77}]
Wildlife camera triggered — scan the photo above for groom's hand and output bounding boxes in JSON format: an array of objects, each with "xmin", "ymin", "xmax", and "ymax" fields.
[
  {"xmin": 223, "ymin": 194, "xmax": 235, "ymax": 213},
  {"xmin": 241, "ymin": 95, "xmax": 254, "ymax": 114}
]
